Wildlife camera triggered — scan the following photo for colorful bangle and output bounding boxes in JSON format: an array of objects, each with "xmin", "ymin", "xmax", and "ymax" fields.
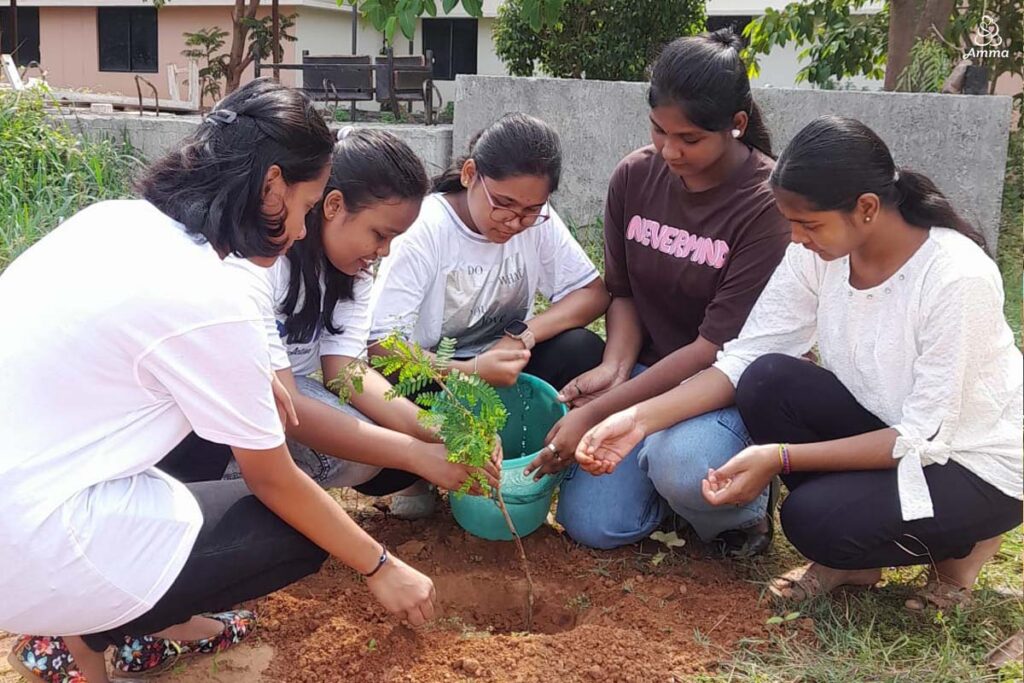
[{"xmin": 777, "ymin": 443, "xmax": 792, "ymax": 475}]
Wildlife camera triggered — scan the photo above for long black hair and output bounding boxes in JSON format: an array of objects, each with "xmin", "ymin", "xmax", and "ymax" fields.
[
  {"xmin": 433, "ymin": 112, "xmax": 561, "ymax": 193},
  {"xmin": 282, "ymin": 128, "xmax": 429, "ymax": 344},
  {"xmin": 648, "ymin": 29, "xmax": 773, "ymax": 158},
  {"xmin": 771, "ymin": 115, "xmax": 986, "ymax": 249},
  {"xmin": 138, "ymin": 78, "xmax": 334, "ymax": 258}
]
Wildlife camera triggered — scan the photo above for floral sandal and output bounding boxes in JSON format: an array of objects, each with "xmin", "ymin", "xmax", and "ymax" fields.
[
  {"xmin": 179, "ymin": 610, "xmax": 258, "ymax": 655},
  {"xmin": 905, "ymin": 581, "xmax": 973, "ymax": 612},
  {"xmin": 110, "ymin": 636, "xmax": 184, "ymax": 678},
  {"xmin": 7, "ymin": 635, "xmax": 86, "ymax": 683}
]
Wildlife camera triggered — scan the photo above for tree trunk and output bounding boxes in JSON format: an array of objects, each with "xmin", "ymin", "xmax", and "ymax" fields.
[
  {"xmin": 225, "ymin": 0, "xmax": 260, "ymax": 94},
  {"xmin": 271, "ymin": 0, "xmax": 280, "ymax": 79},
  {"xmin": 885, "ymin": 0, "xmax": 956, "ymax": 90}
]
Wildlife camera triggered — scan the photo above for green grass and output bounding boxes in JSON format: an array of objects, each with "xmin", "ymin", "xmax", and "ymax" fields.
[{"xmin": 0, "ymin": 87, "xmax": 141, "ymax": 271}]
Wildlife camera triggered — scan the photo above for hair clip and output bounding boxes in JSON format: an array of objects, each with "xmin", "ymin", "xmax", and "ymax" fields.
[
  {"xmin": 207, "ymin": 109, "xmax": 238, "ymax": 126},
  {"xmin": 337, "ymin": 125, "xmax": 356, "ymax": 141}
]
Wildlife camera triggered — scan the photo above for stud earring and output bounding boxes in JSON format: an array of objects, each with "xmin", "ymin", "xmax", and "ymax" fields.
[
  {"xmin": 865, "ymin": 216, "xmax": 872, "ymax": 223},
  {"xmin": 731, "ymin": 129, "xmax": 741, "ymax": 138}
]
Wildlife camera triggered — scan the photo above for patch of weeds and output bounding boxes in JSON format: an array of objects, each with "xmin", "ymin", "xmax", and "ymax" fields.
[{"xmin": 566, "ymin": 593, "xmax": 592, "ymax": 612}]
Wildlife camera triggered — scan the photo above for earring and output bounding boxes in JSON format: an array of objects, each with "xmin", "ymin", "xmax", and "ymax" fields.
[
  {"xmin": 731, "ymin": 129, "xmax": 742, "ymax": 138},
  {"xmin": 865, "ymin": 216, "xmax": 872, "ymax": 223}
]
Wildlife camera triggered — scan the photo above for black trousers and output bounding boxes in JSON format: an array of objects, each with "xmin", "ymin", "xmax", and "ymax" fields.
[
  {"xmin": 81, "ymin": 434, "xmax": 328, "ymax": 652},
  {"xmin": 735, "ymin": 354, "xmax": 1022, "ymax": 570},
  {"xmin": 522, "ymin": 327, "xmax": 606, "ymax": 393}
]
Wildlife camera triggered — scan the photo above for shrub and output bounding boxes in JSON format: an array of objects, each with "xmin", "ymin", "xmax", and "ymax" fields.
[
  {"xmin": 494, "ymin": 0, "xmax": 706, "ymax": 81},
  {"xmin": 0, "ymin": 88, "xmax": 141, "ymax": 271}
]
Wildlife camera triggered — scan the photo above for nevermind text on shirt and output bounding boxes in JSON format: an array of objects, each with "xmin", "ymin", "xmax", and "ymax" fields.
[{"xmin": 626, "ymin": 215, "xmax": 730, "ymax": 269}]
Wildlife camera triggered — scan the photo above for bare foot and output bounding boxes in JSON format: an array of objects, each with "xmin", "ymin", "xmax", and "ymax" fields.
[
  {"xmin": 64, "ymin": 636, "xmax": 110, "ymax": 683},
  {"xmin": 770, "ymin": 563, "xmax": 882, "ymax": 602},
  {"xmin": 151, "ymin": 615, "xmax": 224, "ymax": 641}
]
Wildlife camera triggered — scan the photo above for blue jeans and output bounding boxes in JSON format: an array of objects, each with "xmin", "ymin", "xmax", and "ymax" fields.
[{"xmin": 556, "ymin": 365, "xmax": 768, "ymax": 549}]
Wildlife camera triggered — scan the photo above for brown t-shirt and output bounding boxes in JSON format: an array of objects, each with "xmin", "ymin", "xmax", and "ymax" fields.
[{"xmin": 604, "ymin": 145, "xmax": 790, "ymax": 366}]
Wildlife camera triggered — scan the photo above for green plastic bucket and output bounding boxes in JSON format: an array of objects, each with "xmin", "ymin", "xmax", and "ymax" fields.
[{"xmin": 448, "ymin": 373, "xmax": 568, "ymax": 541}]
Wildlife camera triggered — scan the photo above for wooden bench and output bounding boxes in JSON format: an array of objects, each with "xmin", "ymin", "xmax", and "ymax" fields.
[{"xmin": 374, "ymin": 47, "xmax": 436, "ymax": 124}]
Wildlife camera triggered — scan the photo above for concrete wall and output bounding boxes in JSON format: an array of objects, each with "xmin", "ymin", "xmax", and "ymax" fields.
[
  {"xmin": 62, "ymin": 113, "xmax": 453, "ymax": 175},
  {"xmin": 453, "ymin": 75, "xmax": 1013, "ymax": 250},
  {"xmin": 36, "ymin": 5, "xmax": 299, "ymax": 101}
]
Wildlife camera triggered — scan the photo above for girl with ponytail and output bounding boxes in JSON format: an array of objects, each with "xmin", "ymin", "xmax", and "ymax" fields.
[
  {"xmin": 538, "ymin": 29, "xmax": 791, "ymax": 557},
  {"xmin": 577, "ymin": 115, "xmax": 1022, "ymax": 609},
  {"xmin": 226, "ymin": 127, "xmax": 500, "ymax": 521}
]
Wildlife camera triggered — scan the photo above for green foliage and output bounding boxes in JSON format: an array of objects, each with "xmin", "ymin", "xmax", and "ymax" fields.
[
  {"xmin": 182, "ymin": 27, "xmax": 229, "ymax": 107},
  {"xmin": 743, "ymin": 0, "xmax": 1022, "ymax": 91},
  {"xmin": 334, "ymin": 333, "xmax": 508, "ymax": 494},
  {"xmin": 0, "ymin": 88, "xmax": 141, "ymax": 271},
  {"xmin": 742, "ymin": 0, "xmax": 888, "ymax": 88},
  {"xmin": 338, "ymin": 0, "xmax": 560, "ymax": 42},
  {"xmin": 897, "ymin": 38, "xmax": 954, "ymax": 92},
  {"xmin": 494, "ymin": 0, "xmax": 705, "ymax": 81},
  {"xmin": 243, "ymin": 13, "xmax": 298, "ymax": 62},
  {"xmin": 947, "ymin": 0, "xmax": 1022, "ymax": 91}
]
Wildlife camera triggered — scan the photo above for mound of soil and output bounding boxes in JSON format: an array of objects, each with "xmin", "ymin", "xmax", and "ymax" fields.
[{"xmin": 254, "ymin": 495, "xmax": 769, "ymax": 683}]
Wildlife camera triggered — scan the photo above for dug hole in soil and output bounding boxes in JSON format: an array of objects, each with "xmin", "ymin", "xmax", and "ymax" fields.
[{"xmin": 0, "ymin": 493, "xmax": 774, "ymax": 683}]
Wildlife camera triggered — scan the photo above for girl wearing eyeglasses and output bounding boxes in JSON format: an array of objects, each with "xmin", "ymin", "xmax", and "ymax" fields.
[{"xmin": 368, "ymin": 113, "xmax": 609, "ymax": 396}]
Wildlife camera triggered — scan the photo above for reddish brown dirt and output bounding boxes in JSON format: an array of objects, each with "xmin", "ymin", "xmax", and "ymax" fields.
[
  {"xmin": 251, "ymin": 498, "xmax": 770, "ymax": 683},
  {"xmin": 0, "ymin": 497, "xmax": 775, "ymax": 683}
]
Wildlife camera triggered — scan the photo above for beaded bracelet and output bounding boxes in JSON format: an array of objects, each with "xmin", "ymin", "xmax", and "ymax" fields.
[{"xmin": 777, "ymin": 443, "xmax": 792, "ymax": 475}]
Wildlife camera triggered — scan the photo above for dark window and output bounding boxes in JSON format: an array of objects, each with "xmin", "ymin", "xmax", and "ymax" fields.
[
  {"xmin": 0, "ymin": 7, "xmax": 41, "ymax": 66},
  {"xmin": 705, "ymin": 15, "xmax": 754, "ymax": 44},
  {"xmin": 98, "ymin": 7, "xmax": 158, "ymax": 73},
  {"xmin": 422, "ymin": 18, "xmax": 477, "ymax": 81}
]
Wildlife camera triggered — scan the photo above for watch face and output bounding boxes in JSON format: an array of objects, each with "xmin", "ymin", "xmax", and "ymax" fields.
[{"xmin": 505, "ymin": 320, "xmax": 529, "ymax": 336}]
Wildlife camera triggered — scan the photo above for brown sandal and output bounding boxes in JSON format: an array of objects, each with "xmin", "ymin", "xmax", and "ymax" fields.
[
  {"xmin": 769, "ymin": 565, "xmax": 825, "ymax": 602},
  {"xmin": 905, "ymin": 580, "xmax": 973, "ymax": 611}
]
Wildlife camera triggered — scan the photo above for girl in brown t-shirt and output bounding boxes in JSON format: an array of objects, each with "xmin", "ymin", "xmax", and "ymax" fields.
[{"xmin": 526, "ymin": 29, "xmax": 791, "ymax": 556}]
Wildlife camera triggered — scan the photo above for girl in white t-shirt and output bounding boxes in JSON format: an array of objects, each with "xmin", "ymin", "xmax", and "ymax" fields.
[
  {"xmin": 226, "ymin": 128, "xmax": 499, "ymax": 519},
  {"xmin": 2, "ymin": 81, "xmax": 435, "ymax": 683},
  {"xmin": 576, "ymin": 116, "xmax": 1022, "ymax": 610},
  {"xmin": 369, "ymin": 113, "xmax": 610, "ymax": 395}
]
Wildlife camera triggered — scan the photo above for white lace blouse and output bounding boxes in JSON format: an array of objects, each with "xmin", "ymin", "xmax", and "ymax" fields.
[{"xmin": 715, "ymin": 228, "xmax": 1023, "ymax": 521}]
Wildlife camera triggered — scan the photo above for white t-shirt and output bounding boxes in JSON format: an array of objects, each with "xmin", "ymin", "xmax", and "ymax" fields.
[
  {"xmin": 0, "ymin": 201, "xmax": 284, "ymax": 636},
  {"xmin": 226, "ymin": 256, "xmax": 373, "ymax": 376},
  {"xmin": 715, "ymin": 229, "xmax": 1024, "ymax": 521},
  {"xmin": 369, "ymin": 193, "xmax": 599, "ymax": 356}
]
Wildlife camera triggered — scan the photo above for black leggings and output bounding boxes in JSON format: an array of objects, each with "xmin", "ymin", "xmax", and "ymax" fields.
[
  {"xmin": 81, "ymin": 434, "xmax": 327, "ymax": 652},
  {"xmin": 735, "ymin": 354, "xmax": 1022, "ymax": 570}
]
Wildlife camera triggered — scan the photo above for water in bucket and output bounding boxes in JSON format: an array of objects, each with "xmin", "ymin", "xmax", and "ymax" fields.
[{"xmin": 448, "ymin": 373, "xmax": 568, "ymax": 540}]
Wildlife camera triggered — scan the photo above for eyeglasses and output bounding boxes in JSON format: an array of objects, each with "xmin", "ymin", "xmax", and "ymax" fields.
[{"xmin": 477, "ymin": 176, "xmax": 550, "ymax": 227}]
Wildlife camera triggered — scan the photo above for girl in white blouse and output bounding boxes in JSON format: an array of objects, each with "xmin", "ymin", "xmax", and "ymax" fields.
[{"xmin": 573, "ymin": 116, "xmax": 1022, "ymax": 609}]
